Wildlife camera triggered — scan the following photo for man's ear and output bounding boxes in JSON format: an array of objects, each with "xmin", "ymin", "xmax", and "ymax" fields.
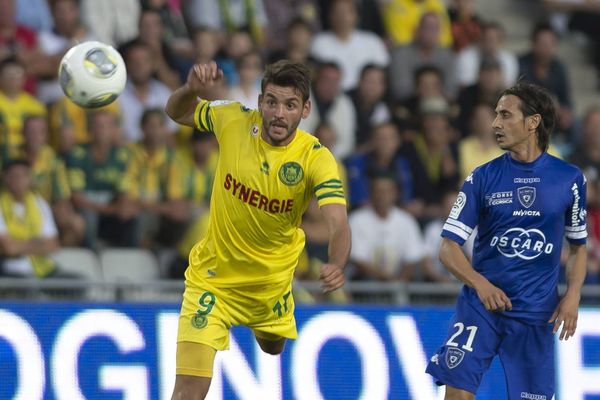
[
  {"xmin": 528, "ymin": 114, "xmax": 541, "ymax": 130},
  {"xmin": 302, "ymin": 99, "xmax": 311, "ymax": 119}
]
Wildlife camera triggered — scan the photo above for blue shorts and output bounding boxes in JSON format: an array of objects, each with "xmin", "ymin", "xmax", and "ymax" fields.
[{"xmin": 426, "ymin": 295, "xmax": 555, "ymax": 399}]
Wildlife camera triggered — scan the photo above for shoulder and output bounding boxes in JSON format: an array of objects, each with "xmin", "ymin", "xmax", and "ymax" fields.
[{"xmin": 546, "ymin": 154, "xmax": 584, "ymax": 178}]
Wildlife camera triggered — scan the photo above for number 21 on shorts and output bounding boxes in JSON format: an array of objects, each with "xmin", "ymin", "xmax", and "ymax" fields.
[{"xmin": 446, "ymin": 322, "xmax": 478, "ymax": 352}]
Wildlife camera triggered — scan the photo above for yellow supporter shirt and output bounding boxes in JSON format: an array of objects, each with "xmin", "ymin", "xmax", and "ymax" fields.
[
  {"xmin": 122, "ymin": 143, "xmax": 174, "ymax": 202},
  {"xmin": 167, "ymin": 147, "xmax": 218, "ymax": 204},
  {"xmin": 4, "ymin": 145, "xmax": 71, "ymax": 203},
  {"xmin": 381, "ymin": 0, "xmax": 452, "ymax": 47},
  {"xmin": 0, "ymin": 92, "xmax": 46, "ymax": 147},
  {"xmin": 188, "ymin": 100, "xmax": 346, "ymax": 287}
]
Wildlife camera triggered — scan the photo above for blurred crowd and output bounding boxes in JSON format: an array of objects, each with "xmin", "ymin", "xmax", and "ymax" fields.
[{"xmin": 1, "ymin": 0, "xmax": 600, "ymax": 300}]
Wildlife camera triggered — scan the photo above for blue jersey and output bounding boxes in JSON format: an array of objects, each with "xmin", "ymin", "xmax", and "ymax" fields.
[{"xmin": 442, "ymin": 152, "xmax": 587, "ymax": 324}]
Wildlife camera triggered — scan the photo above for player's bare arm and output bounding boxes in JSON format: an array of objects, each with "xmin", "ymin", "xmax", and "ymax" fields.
[
  {"xmin": 439, "ymin": 237, "xmax": 512, "ymax": 312},
  {"xmin": 549, "ymin": 243, "xmax": 587, "ymax": 340},
  {"xmin": 319, "ymin": 203, "xmax": 351, "ymax": 293},
  {"xmin": 165, "ymin": 61, "xmax": 224, "ymax": 127}
]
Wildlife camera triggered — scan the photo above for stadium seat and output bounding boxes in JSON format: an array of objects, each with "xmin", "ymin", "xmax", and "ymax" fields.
[
  {"xmin": 51, "ymin": 247, "xmax": 102, "ymax": 281},
  {"xmin": 99, "ymin": 248, "xmax": 160, "ymax": 282}
]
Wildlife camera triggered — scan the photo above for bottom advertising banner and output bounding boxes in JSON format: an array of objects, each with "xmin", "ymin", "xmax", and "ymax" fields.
[{"xmin": 0, "ymin": 303, "xmax": 599, "ymax": 399}]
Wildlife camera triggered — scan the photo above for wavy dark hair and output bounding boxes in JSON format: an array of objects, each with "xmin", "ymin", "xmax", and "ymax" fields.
[
  {"xmin": 261, "ymin": 60, "xmax": 311, "ymax": 104},
  {"xmin": 500, "ymin": 82, "xmax": 556, "ymax": 152}
]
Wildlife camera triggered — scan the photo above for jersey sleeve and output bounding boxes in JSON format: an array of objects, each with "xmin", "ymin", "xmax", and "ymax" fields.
[
  {"xmin": 441, "ymin": 170, "xmax": 481, "ymax": 245},
  {"xmin": 193, "ymin": 100, "xmax": 247, "ymax": 142},
  {"xmin": 564, "ymin": 171, "xmax": 587, "ymax": 245},
  {"xmin": 309, "ymin": 145, "xmax": 346, "ymax": 207}
]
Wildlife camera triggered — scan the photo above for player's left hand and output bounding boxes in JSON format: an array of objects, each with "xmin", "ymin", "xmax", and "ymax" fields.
[
  {"xmin": 549, "ymin": 291, "xmax": 580, "ymax": 340},
  {"xmin": 319, "ymin": 263, "xmax": 345, "ymax": 293}
]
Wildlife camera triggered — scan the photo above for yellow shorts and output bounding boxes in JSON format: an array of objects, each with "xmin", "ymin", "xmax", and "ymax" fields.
[{"xmin": 176, "ymin": 279, "xmax": 297, "ymax": 351}]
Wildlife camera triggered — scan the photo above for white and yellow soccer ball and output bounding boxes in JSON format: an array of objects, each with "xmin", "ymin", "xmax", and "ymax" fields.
[{"xmin": 58, "ymin": 41, "xmax": 126, "ymax": 108}]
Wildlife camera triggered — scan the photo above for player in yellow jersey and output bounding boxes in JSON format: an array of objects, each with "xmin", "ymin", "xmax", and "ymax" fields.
[{"xmin": 166, "ymin": 60, "xmax": 351, "ymax": 399}]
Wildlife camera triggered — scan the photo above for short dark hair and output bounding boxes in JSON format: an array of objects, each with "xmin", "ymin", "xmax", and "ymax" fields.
[
  {"xmin": 140, "ymin": 107, "xmax": 166, "ymax": 127},
  {"xmin": 2, "ymin": 158, "xmax": 30, "ymax": 173},
  {"xmin": 531, "ymin": 22, "xmax": 556, "ymax": 42},
  {"xmin": 500, "ymin": 82, "xmax": 556, "ymax": 152},
  {"xmin": 261, "ymin": 60, "xmax": 311, "ymax": 103},
  {"xmin": 414, "ymin": 65, "xmax": 443, "ymax": 84},
  {"xmin": 0, "ymin": 56, "xmax": 24, "ymax": 74}
]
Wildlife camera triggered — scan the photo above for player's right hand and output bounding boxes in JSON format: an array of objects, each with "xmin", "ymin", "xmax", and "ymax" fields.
[
  {"xmin": 474, "ymin": 279, "xmax": 512, "ymax": 312},
  {"xmin": 186, "ymin": 61, "xmax": 224, "ymax": 93}
]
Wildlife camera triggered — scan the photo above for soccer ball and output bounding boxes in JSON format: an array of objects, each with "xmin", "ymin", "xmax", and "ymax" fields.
[{"xmin": 58, "ymin": 41, "xmax": 126, "ymax": 108}]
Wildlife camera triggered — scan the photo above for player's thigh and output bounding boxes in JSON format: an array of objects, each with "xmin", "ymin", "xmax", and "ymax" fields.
[
  {"xmin": 172, "ymin": 341, "xmax": 216, "ymax": 400},
  {"xmin": 499, "ymin": 321, "xmax": 555, "ymax": 400},
  {"xmin": 426, "ymin": 298, "xmax": 501, "ymax": 394},
  {"xmin": 177, "ymin": 283, "xmax": 231, "ymax": 351},
  {"xmin": 445, "ymin": 386, "xmax": 475, "ymax": 400},
  {"xmin": 253, "ymin": 329, "xmax": 287, "ymax": 355}
]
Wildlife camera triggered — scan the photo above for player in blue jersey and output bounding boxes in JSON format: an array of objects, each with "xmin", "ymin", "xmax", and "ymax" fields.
[{"xmin": 426, "ymin": 82, "xmax": 588, "ymax": 400}]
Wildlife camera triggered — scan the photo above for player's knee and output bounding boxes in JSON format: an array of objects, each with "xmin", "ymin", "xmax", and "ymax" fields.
[
  {"xmin": 444, "ymin": 386, "xmax": 475, "ymax": 400},
  {"xmin": 256, "ymin": 338, "xmax": 286, "ymax": 355},
  {"xmin": 171, "ymin": 375, "xmax": 211, "ymax": 400}
]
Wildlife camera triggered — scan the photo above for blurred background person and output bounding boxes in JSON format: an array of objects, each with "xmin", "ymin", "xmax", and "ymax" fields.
[
  {"xmin": 310, "ymin": 0, "xmax": 389, "ymax": 91},
  {"xmin": 226, "ymin": 50, "xmax": 263, "ymax": 109},
  {"xmin": 389, "ymin": 12, "xmax": 457, "ymax": 102},
  {"xmin": 0, "ymin": 159, "xmax": 59, "ymax": 278},
  {"xmin": 299, "ymin": 61, "xmax": 356, "ymax": 160},
  {"xmin": 455, "ymin": 20, "xmax": 518, "ymax": 88},
  {"xmin": 448, "ymin": 0, "xmax": 482, "ymax": 52},
  {"xmin": 348, "ymin": 64, "xmax": 391, "ymax": 151},
  {"xmin": 79, "ymin": 0, "xmax": 140, "ymax": 47}
]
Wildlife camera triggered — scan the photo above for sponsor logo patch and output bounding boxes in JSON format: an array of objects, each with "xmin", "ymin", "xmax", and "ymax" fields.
[
  {"xmin": 517, "ymin": 186, "xmax": 536, "ymax": 208},
  {"xmin": 445, "ymin": 347, "xmax": 465, "ymax": 369},
  {"xmin": 278, "ymin": 162, "xmax": 304, "ymax": 186},
  {"xmin": 490, "ymin": 228, "xmax": 553, "ymax": 260},
  {"xmin": 450, "ymin": 192, "xmax": 466, "ymax": 219},
  {"xmin": 486, "ymin": 191, "xmax": 513, "ymax": 206},
  {"xmin": 191, "ymin": 314, "xmax": 208, "ymax": 329}
]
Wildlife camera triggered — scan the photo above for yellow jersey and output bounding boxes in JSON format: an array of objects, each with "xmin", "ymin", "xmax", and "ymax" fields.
[
  {"xmin": 122, "ymin": 143, "xmax": 174, "ymax": 202},
  {"xmin": 187, "ymin": 100, "xmax": 346, "ymax": 287},
  {"xmin": 0, "ymin": 92, "xmax": 46, "ymax": 147}
]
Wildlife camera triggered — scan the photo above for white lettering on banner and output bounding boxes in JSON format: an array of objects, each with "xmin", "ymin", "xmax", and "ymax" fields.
[
  {"xmin": 387, "ymin": 315, "xmax": 445, "ymax": 400},
  {"xmin": 558, "ymin": 310, "xmax": 600, "ymax": 400},
  {"xmin": 51, "ymin": 310, "xmax": 149, "ymax": 400},
  {"xmin": 0, "ymin": 310, "xmax": 45, "ymax": 400},
  {"xmin": 291, "ymin": 312, "xmax": 389, "ymax": 400},
  {"xmin": 157, "ymin": 313, "xmax": 178, "ymax": 400},
  {"xmin": 206, "ymin": 338, "xmax": 282, "ymax": 400}
]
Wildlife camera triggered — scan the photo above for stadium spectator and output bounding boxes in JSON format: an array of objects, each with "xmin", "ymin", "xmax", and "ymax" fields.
[
  {"xmin": 456, "ymin": 21, "xmax": 518, "ymax": 88},
  {"xmin": 141, "ymin": 0, "xmax": 192, "ymax": 59},
  {"xmin": 263, "ymin": 0, "xmax": 320, "ymax": 52},
  {"xmin": 120, "ymin": 108, "xmax": 176, "ymax": 248},
  {"xmin": 313, "ymin": 123, "xmax": 348, "ymax": 191},
  {"xmin": 118, "ymin": 40, "xmax": 177, "ymax": 143},
  {"xmin": 448, "ymin": 0, "xmax": 482, "ymax": 52},
  {"xmin": 348, "ymin": 172, "xmax": 429, "ymax": 282},
  {"xmin": 389, "ymin": 12, "xmax": 457, "ymax": 102},
  {"xmin": 79, "ymin": 0, "xmax": 140, "ymax": 47},
  {"xmin": 37, "ymin": 0, "xmax": 96, "ymax": 104},
  {"xmin": 217, "ymin": 29, "xmax": 255, "ymax": 87},
  {"xmin": 0, "ymin": 159, "xmax": 59, "ymax": 278},
  {"xmin": 379, "ymin": 0, "xmax": 452, "ymax": 48},
  {"xmin": 310, "ymin": 0, "xmax": 389, "ymax": 91},
  {"xmin": 0, "ymin": 0, "xmax": 40, "ymax": 93},
  {"xmin": 299, "ymin": 61, "xmax": 356, "ymax": 160},
  {"xmin": 0, "ymin": 57, "xmax": 46, "ymax": 147},
  {"xmin": 569, "ymin": 106, "xmax": 600, "ymax": 180},
  {"xmin": 348, "ymin": 64, "xmax": 391, "ymax": 150},
  {"xmin": 345, "ymin": 122, "xmax": 411, "ymax": 210},
  {"xmin": 393, "ymin": 65, "xmax": 450, "ymax": 134},
  {"xmin": 456, "ymin": 56, "xmax": 506, "ymax": 137},
  {"xmin": 399, "ymin": 97, "xmax": 460, "ymax": 221},
  {"xmin": 9, "ymin": 115, "xmax": 85, "ymax": 246},
  {"xmin": 64, "ymin": 110, "xmax": 136, "ymax": 249},
  {"xmin": 47, "ymin": 97, "xmax": 121, "ymax": 157},
  {"xmin": 227, "ymin": 50, "xmax": 263, "ymax": 109},
  {"xmin": 128, "ymin": 8, "xmax": 182, "ymax": 91},
  {"xmin": 268, "ymin": 17, "xmax": 315, "ymax": 65},
  {"xmin": 458, "ymin": 102, "xmax": 503, "ymax": 180},
  {"xmin": 181, "ymin": 0, "xmax": 268, "ymax": 46},
  {"xmin": 189, "ymin": 27, "xmax": 222, "ymax": 67},
  {"xmin": 15, "ymin": 0, "xmax": 53, "ymax": 33},
  {"xmin": 519, "ymin": 22, "xmax": 574, "ymax": 145}
]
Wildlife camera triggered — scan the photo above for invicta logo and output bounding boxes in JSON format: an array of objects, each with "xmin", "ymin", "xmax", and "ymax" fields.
[{"xmin": 278, "ymin": 162, "xmax": 303, "ymax": 186}]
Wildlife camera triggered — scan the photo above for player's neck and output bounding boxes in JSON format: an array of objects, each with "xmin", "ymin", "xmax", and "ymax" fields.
[{"xmin": 509, "ymin": 145, "xmax": 543, "ymax": 163}]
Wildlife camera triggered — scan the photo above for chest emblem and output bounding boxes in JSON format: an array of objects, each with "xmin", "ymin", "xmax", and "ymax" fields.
[
  {"xmin": 517, "ymin": 186, "xmax": 536, "ymax": 208},
  {"xmin": 278, "ymin": 162, "xmax": 304, "ymax": 186},
  {"xmin": 251, "ymin": 124, "xmax": 259, "ymax": 137}
]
